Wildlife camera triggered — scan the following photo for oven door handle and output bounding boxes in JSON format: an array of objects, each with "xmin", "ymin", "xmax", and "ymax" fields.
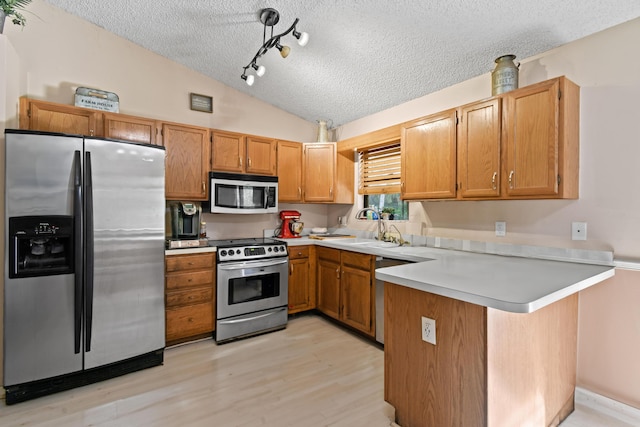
[
  {"xmin": 218, "ymin": 307, "xmax": 287, "ymax": 324},
  {"xmin": 218, "ymin": 257, "xmax": 288, "ymax": 270}
]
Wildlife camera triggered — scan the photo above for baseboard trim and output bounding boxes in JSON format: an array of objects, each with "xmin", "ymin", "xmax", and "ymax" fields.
[{"xmin": 575, "ymin": 387, "xmax": 640, "ymax": 424}]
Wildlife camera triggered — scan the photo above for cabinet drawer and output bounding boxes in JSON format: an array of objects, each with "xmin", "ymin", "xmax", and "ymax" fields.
[
  {"xmin": 288, "ymin": 246, "xmax": 310, "ymax": 260},
  {"xmin": 166, "ymin": 270, "xmax": 214, "ymax": 290},
  {"xmin": 166, "ymin": 287, "xmax": 213, "ymax": 307},
  {"xmin": 166, "ymin": 302, "xmax": 214, "ymax": 341},
  {"xmin": 166, "ymin": 253, "xmax": 215, "ymax": 272},
  {"xmin": 316, "ymin": 246, "xmax": 340, "ymax": 263},
  {"xmin": 341, "ymin": 250, "xmax": 373, "ymax": 271}
]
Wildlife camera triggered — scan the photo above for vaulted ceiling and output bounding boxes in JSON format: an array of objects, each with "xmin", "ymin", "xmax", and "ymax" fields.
[{"xmin": 44, "ymin": 0, "xmax": 640, "ymax": 127}]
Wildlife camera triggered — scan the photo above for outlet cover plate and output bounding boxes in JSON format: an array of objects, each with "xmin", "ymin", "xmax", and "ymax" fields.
[
  {"xmin": 495, "ymin": 221, "xmax": 506, "ymax": 237},
  {"xmin": 421, "ymin": 316, "xmax": 436, "ymax": 345}
]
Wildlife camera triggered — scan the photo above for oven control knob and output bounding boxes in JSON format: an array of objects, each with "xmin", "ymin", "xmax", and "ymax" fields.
[
  {"xmin": 280, "ymin": 245, "xmax": 286, "ymax": 252},
  {"xmin": 236, "ymin": 249, "xmax": 241, "ymax": 255},
  {"xmin": 268, "ymin": 247, "xmax": 272, "ymax": 252},
  {"xmin": 220, "ymin": 250, "xmax": 227, "ymax": 257},
  {"xmin": 274, "ymin": 247, "xmax": 279, "ymax": 252}
]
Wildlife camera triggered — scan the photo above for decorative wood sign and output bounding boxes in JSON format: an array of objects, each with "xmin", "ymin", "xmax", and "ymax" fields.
[{"xmin": 190, "ymin": 93, "xmax": 213, "ymax": 113}]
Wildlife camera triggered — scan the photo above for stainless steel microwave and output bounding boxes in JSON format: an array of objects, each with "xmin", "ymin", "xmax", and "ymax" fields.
[{"xmin": 208, "ymin": 172, "xmax": 278, "ymax": 214}]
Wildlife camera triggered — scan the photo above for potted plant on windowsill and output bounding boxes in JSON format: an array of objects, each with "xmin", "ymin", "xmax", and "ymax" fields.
[
  {"xmin": 0, "ymin": 0, "xmax": 32, "ymax": 34},
  {"xmin": 381, "ymin": 207, "xmax": 395, "ymax": 220}
]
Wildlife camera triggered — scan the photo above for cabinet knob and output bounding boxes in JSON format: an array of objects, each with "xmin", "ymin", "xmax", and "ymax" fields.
[
  {"xmin": 492, "ymin": 172, "xmax": 498, "ymax": 190},
  {"xmin": 508, "ymin": 170, "xmax": 514, "ymax": 189}
]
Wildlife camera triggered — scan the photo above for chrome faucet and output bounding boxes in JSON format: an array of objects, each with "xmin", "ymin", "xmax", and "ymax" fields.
[{"xmin": 354, "ymin": 207, "xmax": 385, "ymax": 240}]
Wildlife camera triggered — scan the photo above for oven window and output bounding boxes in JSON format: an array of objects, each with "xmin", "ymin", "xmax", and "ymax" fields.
[{"xmin": 228, "ymin": 272, "xmax": 280, "ymax": 305}]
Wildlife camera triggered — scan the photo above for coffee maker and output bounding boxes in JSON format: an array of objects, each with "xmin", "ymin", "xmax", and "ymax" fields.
[
  {"xmin": 170, "ymin": 202, "xmax": 202, "ymax": 239},
  {"xmin": 277, "ymin": 210, "xmax": 303, "ymax": 238}
]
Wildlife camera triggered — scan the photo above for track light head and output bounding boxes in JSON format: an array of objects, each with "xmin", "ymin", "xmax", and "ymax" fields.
[
  {"xmin": 293, "ymin": 30, "xmax": 309, "ymax": 47},
  {"xmin": 251, "ymin": 63, "xmax": 266, "ymax": 77},
  {"xmin": 276, "ymin": 43, "xmax": 291, "ymax": 58},
  {"xmin": 241, "ymin": 74, "xmax": 255, "ymax": 86}
]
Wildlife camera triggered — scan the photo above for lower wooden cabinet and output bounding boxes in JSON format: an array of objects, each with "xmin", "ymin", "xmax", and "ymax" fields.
[
  {"xmin": 165, "ymin": 252, "xmax": 216, "ymax": 345},
  {"xmin": 316, "ymin": 246, "xmax": 375, "ymax": 337},
  {"xmin": 288, "ymin": 245, "xmax": 316, "ymax": 314}
]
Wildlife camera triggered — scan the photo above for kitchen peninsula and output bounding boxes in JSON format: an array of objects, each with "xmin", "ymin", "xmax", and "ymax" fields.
[{"xmin": 374, "ymin": 250, "xmax": 614, "ymax": 427}]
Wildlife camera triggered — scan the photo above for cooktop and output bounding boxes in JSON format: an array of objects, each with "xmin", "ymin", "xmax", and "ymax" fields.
[{"xmin": 207, "ymin": 237, "xmax": 283, "ymax": 248}]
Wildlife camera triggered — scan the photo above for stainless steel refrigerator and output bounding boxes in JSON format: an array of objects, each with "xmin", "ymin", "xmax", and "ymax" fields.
[{"xmin": 3, "ymin": 129, "xmax": 166, "ymax": 404}]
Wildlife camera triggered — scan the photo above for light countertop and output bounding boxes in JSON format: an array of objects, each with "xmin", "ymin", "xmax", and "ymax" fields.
[{"xmin": 279, "ymin": 236, "xmax": 615, "ymax": 314}]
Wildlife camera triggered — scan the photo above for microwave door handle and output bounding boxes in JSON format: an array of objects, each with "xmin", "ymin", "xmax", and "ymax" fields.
[{"xmin": 264, "ymin": 187, "xmax": 269, "ymax": 209}]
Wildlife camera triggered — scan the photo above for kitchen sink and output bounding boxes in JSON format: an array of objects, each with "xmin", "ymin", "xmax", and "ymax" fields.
[{"xmin": 341, "ymin": 239, "xmax": 399, "ymax": 248}]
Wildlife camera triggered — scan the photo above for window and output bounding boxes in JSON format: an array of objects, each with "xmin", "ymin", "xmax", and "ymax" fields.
[
  {"xmin": 363, "ymin": 193, "xmax": 409, "ymax": 220},
  {"xmin": 358, "ymin": 141, "xmax": 408, "ymax": 220}
]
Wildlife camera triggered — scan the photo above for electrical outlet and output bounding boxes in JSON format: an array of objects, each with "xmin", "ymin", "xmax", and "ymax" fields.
[
  {"xmin": 495, "ymin": 221, "xmax": 506, "ymax": 237},
  {"xmin": 572, "ymin": 222, "xmax": 587, "ymax": 240},
  {"xmin": 421, "ymin": 316, "xmax": 436, "ymax": 345}
]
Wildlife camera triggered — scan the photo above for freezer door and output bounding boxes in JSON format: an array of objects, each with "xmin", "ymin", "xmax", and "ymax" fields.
[
  {"xmin": 83, "ymin": 138, "xmax": 166, "ymax": 369},
  {"xmin": 4, "ymin": 131, "xmax": 84, "ymax": 385}
]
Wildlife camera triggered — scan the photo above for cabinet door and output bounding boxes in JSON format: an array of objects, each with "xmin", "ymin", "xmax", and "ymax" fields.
[
  {"xmin": 246, "ymin": 136, "xmax": 276, "ymax": 175},
  {"xmin": 163, "ymin": 123, "xmax": 209, "ymax": 200},
  {"xmin": 277, "ymin": 140, "xmax": 304, "ymax": 202},
  {"xmin": 340, "ymin": 252, "xmax": 375, "ymax": 336},
  {"xmin": 211, "ymin": 131, "xmax": 245, "ymax": 173},
  {"xmin": 104, "ymin": 113, "xmax": 159, "ymax": 145},
  {"xmin": 22, "ymin": 99, "xmax": 99, "ymax": 136},
  {"xmin": 458, "ymin": 99, "xmax": 502, "ymax": 198},
  {"xmin": 504, "ymin": 79, "xmax": 560, "ymax": 196},
  {"xmin": 288, "ymin": 257, "xmax": 311, "ymax": 314},
  {"xmin": 401, "ymin": 109, "xmax": 457, "ymax": 199},
  {"xmin": 341, "ymin": 265, "xmax": 375, "ymax": 336},
  {"xmin": 303, "ymin": 143, "xmax": 336, "ymax": 202},
  {"xmin": 316, "ymin": 248, "xmax": 341, "ymax": 320}
]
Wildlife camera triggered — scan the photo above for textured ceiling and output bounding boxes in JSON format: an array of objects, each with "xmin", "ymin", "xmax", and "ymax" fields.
[{"xmin": 43, "ymin": 0, "xmax": 640, "ymax": 127}]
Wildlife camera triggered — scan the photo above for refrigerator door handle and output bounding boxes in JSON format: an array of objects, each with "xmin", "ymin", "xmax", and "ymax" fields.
[
  {"xmin": 73, "ymin": 150, "xmax": 83, "ymax": 354},
  {"xmin": 84, "ymin": 151, "xmax": 94, "ymax": 352}
]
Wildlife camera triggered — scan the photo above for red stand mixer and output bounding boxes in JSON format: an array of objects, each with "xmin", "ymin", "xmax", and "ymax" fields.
[{"xmin": 277, "ymin": 210, "xmax": 303, "ymax": 238}]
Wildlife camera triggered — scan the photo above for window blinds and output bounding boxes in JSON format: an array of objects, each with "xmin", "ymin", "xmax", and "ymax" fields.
[{"xmin": 358, "ymin": 142, "xmax": 401, "ymax": 194}]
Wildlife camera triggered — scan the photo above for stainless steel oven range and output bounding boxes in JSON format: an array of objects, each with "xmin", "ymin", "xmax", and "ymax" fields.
[{"xmin": 210, "ymin": 238, "xmax": 288, "ymax": 343}]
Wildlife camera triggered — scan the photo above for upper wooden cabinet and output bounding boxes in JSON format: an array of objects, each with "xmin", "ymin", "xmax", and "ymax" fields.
[
  {"xmin": 503, "ymin": 77, "xmax": 579, "ymax": 199},
  {"xmin": 304, "ymin": 143, "xmax": 337, "ymax": 202},
  {"xmin": 458, "ymin": 98, "xmax": 502, "ymax": 198},
  {"xmin": 398, "ymin": 76, "xmax": 579, "ymax": 201},
  {"xmin": 20, "ymin": 98, "xmax": 101, "ymax": 137},
  {"xmin": 277, "ymin": 140, "xmax": 304, "ymax": 202},
  {"xmin": 211, "ymin": 131, "xmax": 276, "ymax": 176},
  {"xmin": 103, "ymin": 112, "xmax": 159, "ymax": 145},
  {"xmin": 163, "ymin": 123, "xmax": 210, "ymax": 200},
  {"xmin": 401, "ymin": 109, "xmax": 458, "ymax": 200},
  {"xmin": 277, "ymin": 141, "xmax": 353, "ymax": 204}
]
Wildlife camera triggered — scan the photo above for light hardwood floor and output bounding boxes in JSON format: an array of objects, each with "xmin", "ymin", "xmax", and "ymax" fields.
[{"xmin": 0, "ymin": 315, "xmax": 637, "ymax": 426}]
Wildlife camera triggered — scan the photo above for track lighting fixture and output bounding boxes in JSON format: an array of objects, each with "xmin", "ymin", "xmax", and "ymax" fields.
[{"xmin": 241, "ymin": 8, "xmax": 309, "ymax": 86}]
